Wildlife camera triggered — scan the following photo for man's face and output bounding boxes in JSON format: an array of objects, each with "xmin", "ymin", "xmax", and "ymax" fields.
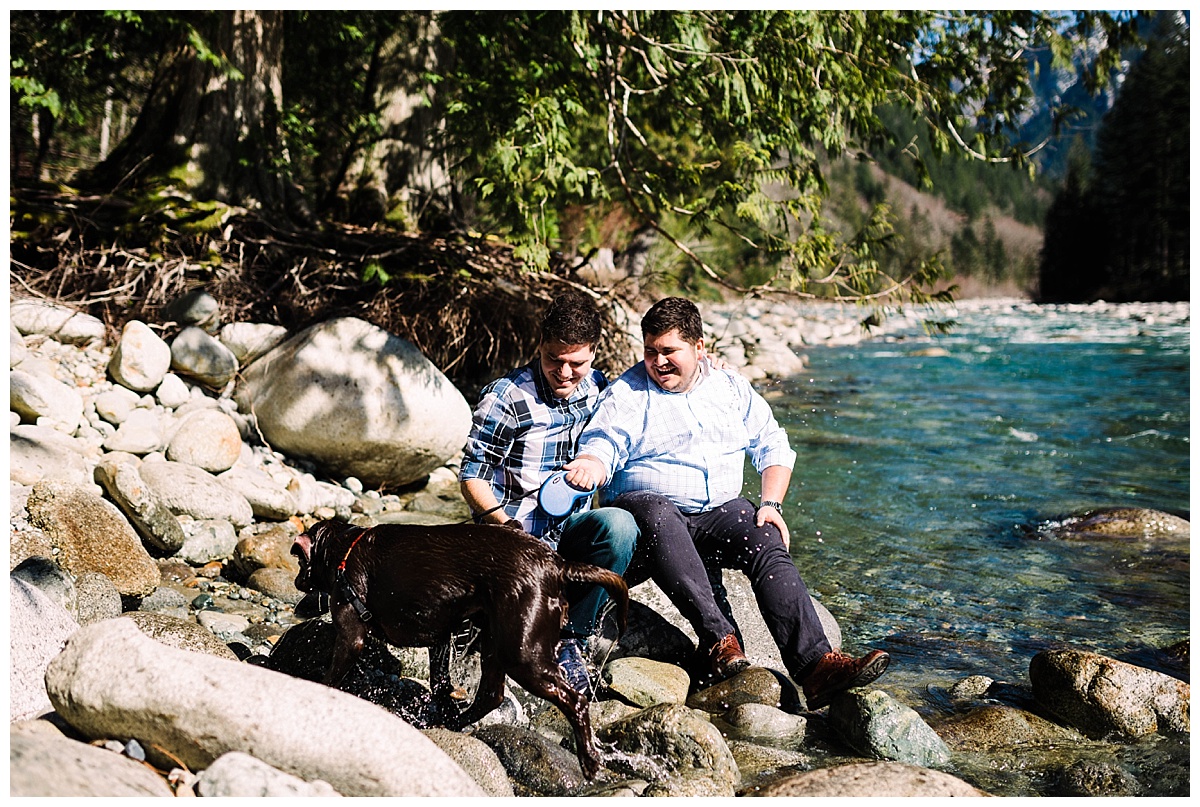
[
  {"xmin": 644, "ymin": 329, "xmax": 703, "ymax": 393},
  {"xmin": 538, "ymin": 340, "xmax": 595, "ymax": 399}
]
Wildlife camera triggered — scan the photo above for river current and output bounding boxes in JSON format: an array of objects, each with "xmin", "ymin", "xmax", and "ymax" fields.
[{"xmin": 753, "ymin": 300, "xmax": 1190, "ymax": 794}]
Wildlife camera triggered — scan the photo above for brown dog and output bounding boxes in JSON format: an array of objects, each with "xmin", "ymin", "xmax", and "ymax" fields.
[{"xmin": 291, "ymin": 518, "xmax": 629, "ymax": 778}]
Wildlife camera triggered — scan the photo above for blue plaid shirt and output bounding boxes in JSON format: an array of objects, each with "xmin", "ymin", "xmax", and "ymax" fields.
[
  {"xmin": 460, "ymin": 359, "xmax": 605, "ymax": 540},
  {"xmin": 578, "ymin": 360, "xmax": 796, "ymax": 513}
]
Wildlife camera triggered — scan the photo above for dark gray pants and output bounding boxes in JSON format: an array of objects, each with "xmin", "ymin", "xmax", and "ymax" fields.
[{"xmin": 614, "ymin": 490, "xmax": 831, "ymax": 680}]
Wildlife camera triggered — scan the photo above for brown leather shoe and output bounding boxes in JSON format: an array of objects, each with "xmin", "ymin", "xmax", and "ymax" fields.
[
  {"xmin": 709, "ymin": 633, "xmax": 751, "ymax": 680},
  {"xmin": 801, "ymin": 649, "xmax": 890, "ymax": 710}
]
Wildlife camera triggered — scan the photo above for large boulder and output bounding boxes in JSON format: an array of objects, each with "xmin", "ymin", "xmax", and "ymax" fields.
[
  {"xmin": 137, "ymin": 459, "xmax": 254, "ymax": 528},
  {"xmin": 44, "ymin": 619, "xmax": 485, "ymax": 797},
  {"xmin": 10, "ymin": 723, "xmax": 174, "ymax": 796},
  {"xmin": 235, "ymin": 317, "xmax": 471, "ymax": 487},
  {"xmin": 10, "ymin": 577, "xmax": 81, "ymax": 721},
  {"xmin": 10, "ymin": 368, "xmax": 84, "ymax": 430},
  {"xmin": 10, "ymin": 424, "xmax": 92, "ymax": 486},
  {"xmin": 1029, "ymin": 648, "xmax": 1190, "ymax": 738},
  {"xmin": 748, "ymin": 761, "xmax": 988, "ymax": 797},
  {"xmin": 10, "ymin": 298, "xmax": 106, "ymax": 345}
]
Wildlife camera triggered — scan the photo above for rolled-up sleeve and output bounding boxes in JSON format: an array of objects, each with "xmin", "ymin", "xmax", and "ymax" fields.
[{"xmin": 743, "ymin": 381, "xmax": 797, "ymax": 473}]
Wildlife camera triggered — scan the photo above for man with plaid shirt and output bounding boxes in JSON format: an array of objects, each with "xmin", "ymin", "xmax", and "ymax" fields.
[{"xmin": 459, "ymin": 292, "xmax": 637, "ymax": 696}]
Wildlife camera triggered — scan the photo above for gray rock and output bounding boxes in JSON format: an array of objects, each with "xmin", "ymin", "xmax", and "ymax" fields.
[
  {"xmin": 1054, "ymin": 507, "xmax": 1189, "ymax": 540},
  {"xmin": 196, "ymin": 751, "xmax": 341, "ymax": 797},
  {"xmin": 138, "ymin": 459, "xmax": 254, "ymax": 528},
  {"xmin": 717, "ymin": 702, "xmax": 808, "ymax": 743},
  {"xmin": 44, "ymin": 619, "xmax": 484, "ymax": 796},
  {"xmin": 422, "ymin": 727, "xmax": 516, "ymax": 797},
  {"xmin": 154, "ymin": 371, "xmax": 192, "ymax": 408},
  {"xmin": 162, "ymin": 288, "xmax": 220, "ymax": 329},
  {"xmin": 470, "ymin": 723, "xmax": 586, "ymax": 796},
  {"xmin": 826, "ymin": 689, "xmax": 951, "ymax": 767},
  {"xmin": 1030, "ymin": 648, "xmax": 1190, "ymax": 738},
  {"xmin": 217, "ymin": 464, "xmax": 298, "ymax": 520},
  {"xmin": 10, "ymin": 368, "xmax": 84, "ymax": 429},
  {"xmin": 10, "ymin": 577, "xmax": 81, "ymax": 721},
  {"xmin": 92, "ymin": 386, "xmax": 141, "ymax": 424},
  {"xmin": 727, "ymin": 740, "xmax": 809, "ymax": 787},
  {"xmin": 138, "ymin": 586, "xmax": 190, "ymax": 617},
  {"xmin": 177, "ymin": 517, "xmax": 239, "ymax": 564},
  {"xmin": 73, "ymin": 572, "xmax": 124, "ymax": 625},
  {"xmin": 166, "ymin": 408, "xmax": 243, "ymax": 471},
  {"xmin": 229, "ymin": 522, "xmax": 300, "ymax": 581},
  {"xmin": 947, "ymin": 674, "xmax": 995, "ymax": 700},
  {"xmin": 10, "ymin": 724, "xmax": 174, "ymax": 796},
  {"xmin": 1054, "ymin": 759, "xmax": 1143, "ymax": 796},
  {"xmin": 123, "ymin": 611, "xmax": 240, "ymax": 660},
  {"xmin": 235, "ymin": 316, "xmax": 472, "ymax": 487},
  {"xmin": 934, "ymin": 703, "xmax": 1087, "ymax": 751},
  {"xmin": 599, "ymin": 702, "xmax": 739, "ymax": 794},
  {"xmin": 11, "ymin": 555, "xmax": 76, "ymax": 615},
  {"xmin": 94, "ymin": 455, "xmax": 187, "ymax": 553},
  {"xmin": 220, "ymin": 321, "xmax": 289, "ymax": 365},
  {"xmin": 9, "ymin": 424, "xmax": 92, "ymax": 486},
  {"xmin": 171, "ymin": 325, "xmax": 239, "ymax": 388},
  {"xmin": 10, "ymin": 321, "xmax": 28, "ymax": 366},
  {"xmin": 196, "ymin": 609, "xmax": 251, "ymax": 640},
  {"xmin": 748, "ymin": 761, "xmax": 988, "ymax": 797},
  {"xmin": 10, "ymin": 298, "xmax": 106, "ymax": 345},
  {"xmin": 686, "ymin": 665, "xmax": 786, "ymax": 714},
  {"xmin": 108, "ymin": 320, "xmax": 171, "ymax": 392},
  {"xmin": 25, "ymin": 480, "xmax": 160, "ymax": 598},
  {"xmin": 101, "ymin": 407, "xmax": 165, "ymax": 454},
  {"xmin": 604, "ymin": 656, "xmax": 691, "ymax": 707},
  {"xmin": 247, "ymin": 566, "xmax": 304, "ymax": 604}
]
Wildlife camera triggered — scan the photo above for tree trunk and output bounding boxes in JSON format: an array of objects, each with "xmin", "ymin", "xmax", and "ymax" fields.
[
  {"xmin": 79, "ymin": 10, "xmax": 308, "ymax": 224},
  {"xmin": 335, "ymin": 13, "xmax": 458, "ymax": 230}
]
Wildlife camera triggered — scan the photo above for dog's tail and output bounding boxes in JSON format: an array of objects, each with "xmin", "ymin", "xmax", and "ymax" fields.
[{"xmin": 563, "ymin": 563, "xmax": 629, "ymax": 635}]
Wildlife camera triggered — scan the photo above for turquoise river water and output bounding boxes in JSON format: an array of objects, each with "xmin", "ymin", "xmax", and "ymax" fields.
[{"xmin": 755, "ymin": 301, "xmax": 1190, "ymax": 795}]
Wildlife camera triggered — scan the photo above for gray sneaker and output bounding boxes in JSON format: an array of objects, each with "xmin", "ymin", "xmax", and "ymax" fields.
[{"xmin": 557, "ymin": 638, "xmax": 592, "ymax": 697}]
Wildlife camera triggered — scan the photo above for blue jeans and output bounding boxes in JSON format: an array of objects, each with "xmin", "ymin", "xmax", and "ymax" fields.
[{"xmin": 554, "ymin": 507, "xmax": 638, "ymax": 638}]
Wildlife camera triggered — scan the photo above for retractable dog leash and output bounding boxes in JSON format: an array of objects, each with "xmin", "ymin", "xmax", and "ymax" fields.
[{"xmin": 466, "ymin": 469, "xmax": 595, "ymax": 525}]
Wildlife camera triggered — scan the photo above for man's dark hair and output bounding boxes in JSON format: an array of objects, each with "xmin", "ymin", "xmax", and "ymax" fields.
[
  {"xmin": 641, "ymin": 297, "xmax": 703, "ymax": 342},
  {"xmin": 540, "ymin": 291, "xmax": 602, "ymax": 346}
]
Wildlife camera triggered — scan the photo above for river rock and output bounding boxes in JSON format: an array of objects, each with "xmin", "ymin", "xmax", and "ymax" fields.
[
  {"xmin": 220, "ymin": 321, "xmax": 289, "ymax": 364},
  {"xmin": 604, "ymin": 656, "xmax": 691, "ymax": 706},
  {"xmin": 25, "ymin": 480, "xmax": 160, "ymax": 598},
  {"xmin": 10, "ymin": 577, "xmax": 81, "ymax": 721},
  {"xmin": 10, "ymin": 724, "xmax": 175, "ymax": 797},
  {"xmin": 10, "ymin": 368, "xmax": 84, "ymax": 430},
  {"xmin": 170, "ymin": 325, "xmax": 239, "ymax": 388},
  {"xmin": 1055, "ymin": 507, "xmax": 1189, "ymax": 540},
  {"xmin": 94, "ymin": 455, "xmax": 187, "ymax": 553},
  {"xmin": 176, "ymin": 516, "xmax": 240, "ymax": 564},
  {"xmin": 423, "ymin": 727, "xmax": 516, "ymax": 797},
  {"xmin": 10, "ymin": 423, "xmax": 92, "ymax": 486},
  {"xmin": 687, "ymin": 665, "xmax": 786, "ymax": 713},
  {"xmin": 74, "ymin": 571, "xmax": 124, "ymax": 625},
  {"xmin": 469, "ymin": 723, "xmax": 586, "ymax": 796},
  {"xmin": 716, "ymin": 702, "xmax": 808, "ymax": 744},
  {"xmin": 123, "ymin": 611, "xmax": 241, "ymax": 660},
  {"xmin": 933, "ymin": 703, "xmax": 1088, "ymax": 751},
  {"xmin": 727, "ymin": 741, "xmax": 809, "ymax": 785},
  {"xmin": 44, "ymin": 619, "xmax": 485, "ymax": 796},
  {"xmin": 11, "ymin": 321, "xmax": 28, "ymax": 365},
  {"xmin": 137, "ymin": 459, "xmax": 254, "ymax": 527},
  {"xmin": 195, "ymin": 751, "xmax": 341, "ymax": 797},
  {"xmin": 10, "ymin": 298, "xmax": 107, "ymax": 345},
  {"xmin": 1053, "ymin": 759, "xmax": 1143, "ymax": 797},
  {"xmin": 162, "ymin": 287, "xmax": 221, "ymax": 329},
  {"xmin": 138, "ymin": 586, "xmax": 191, "ymax": 619},
  {"xmin": 235, "ymin": 316, "xmax": 472, "ymax": 487},
  {"xmin": 217, "ymin": 464, "xmax": 298, "ymax": 520},
  {"xmin": 155, "ymin": 371, "xmax": 192, "ymax": 408},
  {"xmin": 166, "ymin": 408, "xmax": 242, "ymax": 471},
  {"xmin": 101, "ymin": 407, "xmax": 164, "ymax": 454},
  {"xmin": 92, "ymin": 385, "xmax": 141, "ymax": 424},
  {"xmin": 826, "ymin": 689, "xmax": 951, "ymax": 767},
  {"xmin": 599, "ymin": 702, "xmax": 739, "ymax": 794},
  {"xmin": 248, "ymin": 566, "xmax": 304, "ymax": 604},
  {"xmin": 1029, "ymin": 648, "xmax": 1190, "ymax": 738},
  {"xmin": 748, "ymin": 760, "xmax": 989, "ymax": 797},
  {"xmin": 108, "ymin": 320, "xmax": 171, "ymax": 392},
  {"xmin": 229, "ymin": 522, "xmax": 300, "ymax": 581},
  {"xmin": 11, "ymin": 554, "xmax": 76, "ymax": 614}
]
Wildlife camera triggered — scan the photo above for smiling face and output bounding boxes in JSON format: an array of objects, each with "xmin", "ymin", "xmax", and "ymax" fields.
[
  {"xmin": 643, "ymin": 328, "xmax": 704, "ymax": 393},
  {"xmin": 538, "ymin": 340, "xmax": 595, "ymax": 399}
]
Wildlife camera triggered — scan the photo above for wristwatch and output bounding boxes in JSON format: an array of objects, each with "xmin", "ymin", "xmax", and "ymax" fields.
[{"xmin": 760, "ymin": 500, "xmax": 783, "ymax": 514}]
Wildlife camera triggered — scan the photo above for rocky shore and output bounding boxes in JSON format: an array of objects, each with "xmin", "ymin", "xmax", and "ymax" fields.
[{"xmin": 9, "ymin": 293, "xmax": 1190, "ymax": 797}]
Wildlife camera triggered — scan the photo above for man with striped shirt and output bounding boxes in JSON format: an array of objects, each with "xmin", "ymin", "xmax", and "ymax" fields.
[
  {"xmin": 459, "ymin": 292, "xmax": 637, "ymax": 696},
  {"xmin": 565, "ymin": 297, "xmax": 889, "ymax": 709}
]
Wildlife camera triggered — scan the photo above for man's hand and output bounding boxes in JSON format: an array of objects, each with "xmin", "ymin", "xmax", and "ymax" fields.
[
  {"xmin": 562, "ymin": 455, "xmax": 607, "ymax": 491},
  {"xmin": 757, "ymin": 505, "xmax": 790, "ymax": 550}
]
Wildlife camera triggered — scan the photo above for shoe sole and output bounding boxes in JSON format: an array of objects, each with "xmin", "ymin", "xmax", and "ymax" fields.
[{"xmin": 807, "ymin": 651, "xmax": 891, "ymax": 710}]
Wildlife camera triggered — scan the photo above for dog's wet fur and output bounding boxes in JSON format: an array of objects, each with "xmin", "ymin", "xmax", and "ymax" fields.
[{"xmin": 291, "ymin": 518, "xmax": 629, "ymax": 778}]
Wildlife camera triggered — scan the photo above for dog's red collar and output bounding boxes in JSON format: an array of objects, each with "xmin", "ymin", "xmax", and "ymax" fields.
[
  {"xmin": 335, "ymin": 526, "xmax": 374, "ymax": 623},
  {"xmin": 337, "ymin": 526, "xmax": 371, "ymax": 573}
]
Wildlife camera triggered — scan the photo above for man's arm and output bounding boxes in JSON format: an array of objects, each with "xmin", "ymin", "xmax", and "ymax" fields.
[{"xmin": 460, "ymin": 478, "xmax": 516, "ymax": 526}]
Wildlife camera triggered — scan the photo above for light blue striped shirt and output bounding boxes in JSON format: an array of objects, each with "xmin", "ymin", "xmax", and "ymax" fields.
[{"xmin": 578, "ymin": 360, "xmax": 797, "ymax": 513}]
